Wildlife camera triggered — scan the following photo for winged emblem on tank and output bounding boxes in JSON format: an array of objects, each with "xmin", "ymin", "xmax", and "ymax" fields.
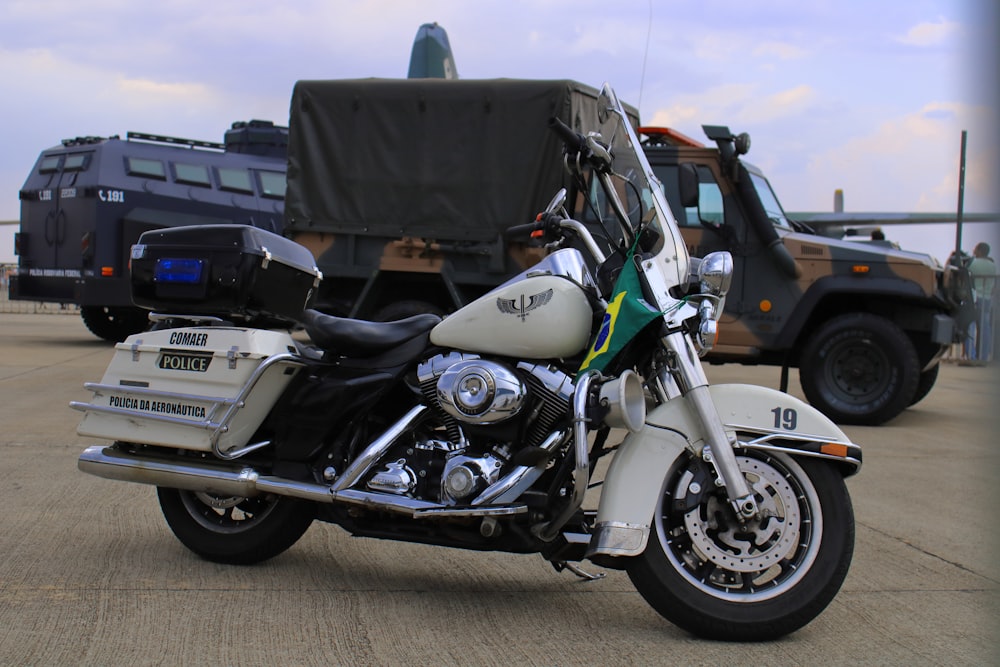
[{"xmin": 496, "ymin": 289, "xmax": 553, "ymax": 322}]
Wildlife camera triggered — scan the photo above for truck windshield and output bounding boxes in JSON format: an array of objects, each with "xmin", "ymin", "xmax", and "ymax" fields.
[{"xmin": 748, "ymin": 171, "xmax": 793, "ymax": 230}]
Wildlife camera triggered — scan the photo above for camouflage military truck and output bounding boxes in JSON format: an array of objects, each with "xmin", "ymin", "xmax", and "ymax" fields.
[
  {"xmin": 640, "ymin": 125, "xmax": 964, "ymax": 425},
  {"xmin": 10, "ymin": 121, "xmax": 287, "ymax": 341},
  {"xmin": 283, "ymin": 78, "xmax": 634, "ymax": 321}
]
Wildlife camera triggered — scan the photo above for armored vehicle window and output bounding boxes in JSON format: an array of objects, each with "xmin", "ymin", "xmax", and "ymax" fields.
[
  {"xmin": 39, "ymin": 156, "xmax": 61, "ymax": 173},
  {"xmin": 257, "ymin": 170, "xmax": 286, "ymax": 199},
  {"xmin": 127, "ymin": 157, "xmax": 166, "ymax": 179},
  {"xmin": 64, "ymin": 154, "xmax": 90, "ymax": 171},
  {"xmin": 748, "ymin": 171, "xmax": 791, "ymax": 229},
  {"xmin": 652, "ymin": 164, "xmax": 722, "ymax": 228},
  {"xmin": 694, "ymin": 168, "xmax": 724, "ymax": 228},
  {"xmin": 174, "ymin": 163, "xmax": 211, "ymax": 187},
  {"xmin": 218, "ymin": 167, "xmax": 253, "ymax": 193}
]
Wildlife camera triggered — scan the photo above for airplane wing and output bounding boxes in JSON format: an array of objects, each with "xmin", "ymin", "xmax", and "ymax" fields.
[{"xmin": 787, "ymin": 211, "xmax": 998, "ymax": 228}]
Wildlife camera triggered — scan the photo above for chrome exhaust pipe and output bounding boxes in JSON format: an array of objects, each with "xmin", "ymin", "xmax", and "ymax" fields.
[
  {"xmin": 78, "ymin": 445, "xmax": 336, "ymax": 503},
  {"xmin": 77, "ymin": 445, "xmax": 540, "ymax": 518},
  {"xmin": 78, "ymin": 445, "xmax": 502, "ymax": 517}
]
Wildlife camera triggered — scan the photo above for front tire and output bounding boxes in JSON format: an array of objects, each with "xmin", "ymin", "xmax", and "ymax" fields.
[
  {"xmin": 799, "ymin": 313, "xmax": 919, "ymax": 425},
  {"xmin": 626, "ymin": 449, "xmax": 854, "ymax": 641},
  {"xmin": 157, "ymin": 487, "xmax": 314, "ymax": 565},
  {"xmin": 909, "ymin": 363, "xmax": 939, "ymax": 406}
]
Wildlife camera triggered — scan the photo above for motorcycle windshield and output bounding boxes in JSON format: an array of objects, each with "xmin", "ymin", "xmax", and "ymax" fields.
[{"xmin": 597, "ymin": 84, "xmax": 690, "ymax": 291}]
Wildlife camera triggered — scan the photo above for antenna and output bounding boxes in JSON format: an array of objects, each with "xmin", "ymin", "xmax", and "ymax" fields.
[
  {"xmin": 953, "ymin": 130, "xmax": 967, "ymax": 257},
  {"xmin": 638, "ymin": 0, "xmax": 653, "ymax": 112}
]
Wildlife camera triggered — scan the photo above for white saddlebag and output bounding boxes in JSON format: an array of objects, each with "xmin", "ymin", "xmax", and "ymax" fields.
[{"xmin": 73, "ymin": 327, "xmax": 301, "ymax": 454}]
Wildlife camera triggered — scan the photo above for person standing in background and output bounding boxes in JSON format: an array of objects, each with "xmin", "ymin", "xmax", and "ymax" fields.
[{"xmin": 968, "ymin": 242, "xmax": 996, "ymax": 363}]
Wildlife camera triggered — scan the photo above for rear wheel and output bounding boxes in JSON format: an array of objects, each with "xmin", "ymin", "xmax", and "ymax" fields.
[
  {"xmin": 157, "ymin": 487, "xmax": 314, "ymax": 565},
  {"xmin": 626, "ymin": 449, "xmax": 854, "ymax": 641},
  {"xmin": 799, "ymin": 313, "xmax": 919, "ymax": 425}
]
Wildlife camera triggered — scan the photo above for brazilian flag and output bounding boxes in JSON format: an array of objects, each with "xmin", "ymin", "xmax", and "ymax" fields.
[{"xmin": 578, "ymin": 251, "xmax": 662, "ymax": 374}]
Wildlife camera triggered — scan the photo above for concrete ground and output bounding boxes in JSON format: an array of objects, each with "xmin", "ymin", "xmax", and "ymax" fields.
[{"xmin": 0, "ymin": 313, "xmax": 997, "ymax": 666}]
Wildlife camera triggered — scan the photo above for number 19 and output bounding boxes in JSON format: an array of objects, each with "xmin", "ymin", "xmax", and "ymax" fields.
[{"xmin": 771, "ymin": 407, "xmax": 797, "ymax": 430}]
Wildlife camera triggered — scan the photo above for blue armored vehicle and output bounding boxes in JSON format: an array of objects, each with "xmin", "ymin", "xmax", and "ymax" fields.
[{"xmin": 10, "ymin": 121, "xmax": 287, "ymax": 341}]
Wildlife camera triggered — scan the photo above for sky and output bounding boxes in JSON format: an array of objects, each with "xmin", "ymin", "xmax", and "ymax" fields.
[{"xmin": 1, "ymin": 0, "xmax": 997, "ymax": 264}]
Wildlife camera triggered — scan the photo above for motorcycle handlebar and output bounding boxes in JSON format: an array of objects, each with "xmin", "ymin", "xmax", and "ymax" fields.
[
  {"xmin": 548, "ymin": 116, "xmax": 584, "ymax": 153},
  {"xmin": 503, "ymin": 212, "xmax": 563, "ymax": 241},
  {"xmin": 549, "ymin": 116, "xmax": 612, "ymax": 173},
  {"xmin": 503, "ymin": 220, "xmax": 545, "ymax": 240}
]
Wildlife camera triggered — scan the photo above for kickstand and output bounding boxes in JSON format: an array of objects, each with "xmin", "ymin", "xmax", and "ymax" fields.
[{"xmin": 552, "ymin": 560, "xmax": 606, "ymax": 581}]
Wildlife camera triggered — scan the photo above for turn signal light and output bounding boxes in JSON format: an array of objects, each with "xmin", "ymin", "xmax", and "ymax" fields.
[
  {"xmin": 820, "ymin": 443, "xmax": 850, "ymax": 458},
  {"xmin": 100, "ymin": 266, "xmax": 114, "ymax": 277},
  {"xmin": 851, "ymin": 265, "xmax": 870, "ymax": 274}
]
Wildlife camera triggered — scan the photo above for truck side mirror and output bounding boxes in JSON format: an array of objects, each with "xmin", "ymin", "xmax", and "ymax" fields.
[{"xmin": 679, "ymin": 163, "xmax": 699, "ymax": 208}]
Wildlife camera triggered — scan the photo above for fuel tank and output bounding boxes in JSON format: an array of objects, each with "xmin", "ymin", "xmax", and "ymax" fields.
[{"xmin": 430, "ymin": 274, "xmax": 593, "ymax": 359}]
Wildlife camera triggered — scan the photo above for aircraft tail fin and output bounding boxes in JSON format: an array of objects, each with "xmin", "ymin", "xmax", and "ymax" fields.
[{"xmin": 408, "ymin": 22, "xmax": 458, "ymax": 79}]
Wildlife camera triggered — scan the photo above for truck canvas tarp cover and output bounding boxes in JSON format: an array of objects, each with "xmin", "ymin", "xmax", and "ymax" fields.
[{"xmin": 284, "ymin": 78, "xmax": 634, "ymax": 242}]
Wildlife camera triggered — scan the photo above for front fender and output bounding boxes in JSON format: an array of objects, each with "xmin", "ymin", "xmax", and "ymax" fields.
[{"xmin": 586, "ymin": 383, "xmax": 861, "ymax": 560}]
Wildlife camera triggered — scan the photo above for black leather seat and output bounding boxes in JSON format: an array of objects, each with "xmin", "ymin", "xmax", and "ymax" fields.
[{"xmin": 299, "ymin": 309, "xmax": 441, "ymax": 357}]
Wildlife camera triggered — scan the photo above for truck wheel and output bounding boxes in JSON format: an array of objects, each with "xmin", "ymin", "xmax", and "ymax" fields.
[
  {"xmin": 799, "ymin": 313, "xmax": 919, "ymax": 425},
  {"xmin": 909, "ymin": 364, "xmax": 940, "ymax": 406},
  {"xmin": 373, "ymin": 300, "xmax": 446, "ymax": 321},
  {"xmin": 80, "ymin": 306, "xmax": 150, "ymax": 342}
]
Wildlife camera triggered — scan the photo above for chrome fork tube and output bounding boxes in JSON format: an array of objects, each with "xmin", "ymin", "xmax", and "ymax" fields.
[{"xmin": 663, "ymin": 331, "xmax": 758, "ymax": 518}]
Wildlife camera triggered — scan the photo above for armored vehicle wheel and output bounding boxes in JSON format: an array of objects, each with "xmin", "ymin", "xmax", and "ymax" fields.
[
  {"xmin": 157, "ymin": 487, "xmax": 314, "ymax": 565},
  {"xmin": 81, "ymin": 306, "xmax": 149, "ymax": 342},
  {"xmin": 799, "ymin": 313, "xmax": 919, "ymax": 425},
  {"xmin": 909, "ymin": 364, "xmax": 939, "ymax": 406}
]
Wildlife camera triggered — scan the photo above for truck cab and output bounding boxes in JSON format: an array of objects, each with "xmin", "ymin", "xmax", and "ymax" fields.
[{"xmin": 642, "ymin": 125, "xmax": 963, "ymax": 424}]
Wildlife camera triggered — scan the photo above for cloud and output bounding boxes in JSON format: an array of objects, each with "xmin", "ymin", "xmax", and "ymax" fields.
[
  {"xmin": 743, "ymin": 85, "xmax": 818, "ymax": 124},
  {"xmin": 797, "ymin": 102, "xmax": 997, "ymax": 213},
  {"xmin": 116, "ymin": 78, "xmax": 226, "ymax": 112},
  {"xmin": 752, "ymin": 41, "xmax": 808, "ymax": 60},
  {"xmin": 644, "ymin": 83, "xmax": 816, "ymax": 129},
  {"xmin": 895, "ymin": 17, "xmax": 961, "ymax": 47}
]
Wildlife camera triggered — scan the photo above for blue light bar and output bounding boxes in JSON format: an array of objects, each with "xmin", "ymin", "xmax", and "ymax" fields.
[{"xmin": 154, "ymin": 258, "xmax": 204, "ymax": 284}]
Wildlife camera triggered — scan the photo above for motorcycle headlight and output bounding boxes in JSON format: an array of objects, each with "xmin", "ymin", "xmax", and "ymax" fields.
[{"xmin": 698, "ymin": 251, "xmax": 734, "ymax": 297}]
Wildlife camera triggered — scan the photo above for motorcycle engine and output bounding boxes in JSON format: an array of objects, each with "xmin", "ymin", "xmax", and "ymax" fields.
[
  {"xmin": 364, "ymin": 352, "xmax": 574, "ymax": 504},
  {"xmin": 434, "ymin": 358, "xmax": 527, "ymax": 423}
]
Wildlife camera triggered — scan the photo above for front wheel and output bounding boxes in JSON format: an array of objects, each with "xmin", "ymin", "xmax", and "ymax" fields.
[
  {"xmin": 909, "ymin": 363, "xmax": 940, "ymax": 406},
  {"xmin": 626, "ymin": 449, "xmax": 854, "ymax": 641},
  {"xmin": 157, "ymin": 487, "xmax": 314, "ymax": 565}
]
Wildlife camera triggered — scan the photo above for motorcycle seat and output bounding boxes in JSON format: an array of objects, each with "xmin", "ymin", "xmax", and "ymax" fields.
[{"xmin": 299, "ymin": 309, "xmax": 441, "ymax": 357}]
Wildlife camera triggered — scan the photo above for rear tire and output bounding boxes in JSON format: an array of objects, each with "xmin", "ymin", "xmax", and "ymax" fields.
[
  {"xmin": 626, "ymin": 449, "xmax": 854, "ymax": 641},
  {"xmin": 157, "ymin": 487, "xmax": 314, "ymax": 565},
  {"xmin": 799, "ymin": 313, "xmax": 919, "ymax": 425}
]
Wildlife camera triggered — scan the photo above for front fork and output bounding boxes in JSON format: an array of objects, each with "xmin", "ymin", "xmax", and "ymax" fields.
[{"xmin": 660, "ymin": 331, "xmax": 759, "ymax": 519}]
